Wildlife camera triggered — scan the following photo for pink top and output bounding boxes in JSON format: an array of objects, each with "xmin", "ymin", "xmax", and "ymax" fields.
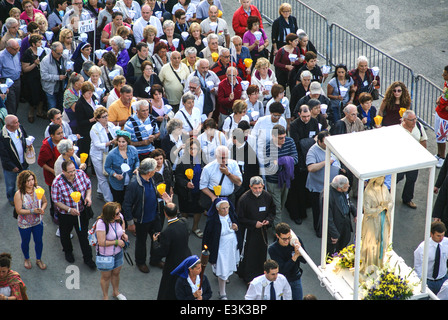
[
  {"xmin": 20, "ymin": 9, "xmax": 43, "ymax": 25},
  {"xmin": 96, "ymin": 214, "xmax": 124, "ymax": 256}
]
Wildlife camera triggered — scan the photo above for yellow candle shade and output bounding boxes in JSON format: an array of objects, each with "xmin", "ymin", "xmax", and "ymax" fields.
[
  {"xmin": 374, "ymin": 115, "xmax": 383, "ymax": 126},
  {"xmin": 80, "ymin": 153, "xmax": 88, "ymax": 163},
  {"xmin": 218, "ymin": 10, "xmax": 222, "ymax": 18},
  {"xmin": 70, "ymin": 191, "xmax": 81, "ymax": 203},
  {"xmin": 244, "ymin": 58, "xmax": 253, "ymax": 68},
  {"xmin": 35, "ymin": 187, "xmax": 45, "ymax": 200},
  {"xmin": 213, "ymin": 185, "xmax": 222, "ymax": 196},
  {"xmin": 211, "ymin": 52, "xmax": 219, "ymax": 62},
  {"xmin": 157, "ymin": 183, "xmax": 166, "ymax": 195},
  {"xmin": 185, "ymin": 168, "xmax": 194, "ymax": 180},
  {"xmin": 399, "ymin": 108, "xmax": 407, "ymax": 117}
]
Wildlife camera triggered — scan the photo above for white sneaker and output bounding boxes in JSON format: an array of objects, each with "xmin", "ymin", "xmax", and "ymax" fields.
[
  {"xmin": 56, "ymin": 228, "xmax": 73, "ymax": 238},
  {"xmin": 114, "ymin": 293, "xmax": 127, "ymax": 300},
  {"xmin": 435, "ymin": 155, "xmax": 445, "ymax": 168}
]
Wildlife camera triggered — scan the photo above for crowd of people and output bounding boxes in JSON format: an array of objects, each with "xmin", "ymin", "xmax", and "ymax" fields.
[{"xmin": 0, "ymin": 0, "xmax": 447, "ymax": 301}]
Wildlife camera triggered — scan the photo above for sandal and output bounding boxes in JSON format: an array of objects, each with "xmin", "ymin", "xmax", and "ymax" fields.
[
  {"xmin": 24, "ymin": 259, "xmax": 32, "ymax": 269},
  {"xmin": 36, "ymin": 260, "xmax": 47, "ymax": 270},
  {"xmin": 193, "ymin": 229, "xmax": 203, "ymax": 238}
]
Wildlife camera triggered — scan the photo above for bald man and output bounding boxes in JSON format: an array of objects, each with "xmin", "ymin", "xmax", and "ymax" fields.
[{"xmin": 0, "ymin": 115, "xmax": 29, "ymax": 205}]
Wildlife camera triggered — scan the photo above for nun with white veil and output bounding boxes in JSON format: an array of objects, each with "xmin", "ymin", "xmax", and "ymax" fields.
[{"xmin": 202, "ymin": 197, "xmax": 242, "ymax": 300}]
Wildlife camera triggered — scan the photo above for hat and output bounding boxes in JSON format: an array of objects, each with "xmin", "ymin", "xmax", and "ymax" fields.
[
  {"xmin": 310, "ymin": 82, "xmax": 322, "ymax": 95},
  {"xmin": 116, "ymin": 130, "xmax": 131, "ymax": 139},
  {"xmin": 170, "ymin": 255, "xmax": 201, "ymax": 279},
  {"xmin": 215, "ymin": 198, "xmax": 229, "ymax": 210}
]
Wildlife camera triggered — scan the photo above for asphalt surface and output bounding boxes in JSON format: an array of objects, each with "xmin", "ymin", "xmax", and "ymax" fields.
[{"xmin": 0, "ymin": 0, "xmax": 444, "ymax": 305}]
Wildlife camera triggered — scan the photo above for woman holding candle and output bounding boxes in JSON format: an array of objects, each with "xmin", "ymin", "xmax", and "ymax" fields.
[
  {"xmin": 54, "ymin": 139, "xmax": 87, "ymax": 177},
  {"xmin": 175, "ymin": 138, "xmax": 205, "ymax": 238},
  {"xmin": 14, "ymin": 170, "xmax": 48, "ymax": 270},
  {"xmin": 242, "ymin": 16, "xmax": 269, "ymax": 68}
]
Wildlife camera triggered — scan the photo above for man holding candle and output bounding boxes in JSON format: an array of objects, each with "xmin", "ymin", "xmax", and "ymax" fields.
[
  {"xmin": 122, "ymin": 158, "xmax": 172, "ymax": 273},
  {"xmin": 51, "ymin": 159, "xmax": 95, "ymax": 268}
]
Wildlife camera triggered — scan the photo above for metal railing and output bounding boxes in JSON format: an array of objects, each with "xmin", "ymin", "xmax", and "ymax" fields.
[{"xmin": 253, "ymin": 0, "xmax": 443, "ymax": 130}]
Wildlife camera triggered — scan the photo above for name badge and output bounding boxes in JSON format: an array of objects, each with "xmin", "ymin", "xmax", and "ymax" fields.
[
  {"xmin": 309, "ymin": 131, "xmax": 316, "ymax": 138},
  {"xmin": 363, "ymin": 80, "xmax": 369, "ymax": 86},
  {"xmin": 259, "ymin": 206, "xmax": 266, "ymax": 212}
]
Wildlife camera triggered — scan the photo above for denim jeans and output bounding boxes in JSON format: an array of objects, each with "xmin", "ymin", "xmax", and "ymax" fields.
[
  {"xmin": 289, "ymin": 278, "xmax": 303, "ymax": 300},
  {"xmin": 45, "ymin": 90, "xmax": 64, "ymax": 112},
  {"xmin": 3, "ymin": 169, "xmax": 18, "ymax": 202}
]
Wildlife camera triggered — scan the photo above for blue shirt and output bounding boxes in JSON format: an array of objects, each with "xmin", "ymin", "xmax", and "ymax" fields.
[
  {"xmin": 142, "ymin": 178, "xmax": 158, "ymax": 223},
  {"xmin": 0, "ymin": 49, "xmax": 21, "ymax": 81},
  {"xmin": 124, "ymin": 114, "xmax": 159, "ymax": 155}
]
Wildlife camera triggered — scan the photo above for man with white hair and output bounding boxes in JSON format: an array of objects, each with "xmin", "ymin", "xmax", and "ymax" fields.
[
  {"xmin": 330, "ymin": 104, "xmax": 364, "ymax": 135},
  {"xmin": 324, "ymin": 174, "xmax": 356, "ymax": 256},
  {"xmin": 199, "ymin": 145, "xmax": 242, "ymax": 210},
  {"xmin": 0, "ymin": 39, "xmax": 21, "ymax": 115},
  {"xmin": 124, "ymin": 99, "xmax": 160, "ymax": 161},
  {"xmin": 0, "ymin": 17, "xmax": 23, "ymax": 50},
  {"xmin": 113, "ymin": 0, "xmax": 141, "ymax": 23},
  {"xmin": 199, "ymin": 33, "xmax": 224, "ymax": 67},
  {"xmin": 122, "ymin": 157, "xmax": 172, "ymax": 273},
  {"xmin": 0, "ymin": 115, "xmax": 29, "ymax": 205},
  {"xmin": 210, "ymin": 48, "xmax": 236, "ymax": 81},
  {"xmin": 398, "ymin": 110, "xmax": 427, "ymax": 209}
]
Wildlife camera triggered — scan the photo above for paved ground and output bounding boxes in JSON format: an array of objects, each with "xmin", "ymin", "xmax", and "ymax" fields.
[{"xmin": 0, "ymin": 0, "xmax": 444, "ymax": 304}]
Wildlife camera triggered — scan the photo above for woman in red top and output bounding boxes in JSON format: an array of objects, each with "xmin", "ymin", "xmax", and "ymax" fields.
[
  {"xmin": 232, "ymin": 0, "xmax": 263, "ymax": 39},
  {"xmin": 20, "ymin": 0, "xmax": 43, "ymax": 25}
]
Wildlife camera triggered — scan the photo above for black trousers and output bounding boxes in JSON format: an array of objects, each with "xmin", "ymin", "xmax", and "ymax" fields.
[
  {"xmin": 397, "ymin": 169, "xmax": 418, "ymax": 203},
  {"xmin": 58, "ymin": 210, "xmax": 92, "ymax": 261},
  {"xmin": 134, "ymin": 219, "xmax": 162, "ymax": 266}
]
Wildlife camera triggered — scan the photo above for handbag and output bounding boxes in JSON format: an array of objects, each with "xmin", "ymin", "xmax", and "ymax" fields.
[{"xmin": 95, "ymin": 221, "xmax": 118, "ymax": 269}]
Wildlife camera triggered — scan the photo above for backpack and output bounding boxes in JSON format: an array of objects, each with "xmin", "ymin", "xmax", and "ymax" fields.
[{"xmin": 88, "ymin": 219, "xmax": 109, "ymax": 247}]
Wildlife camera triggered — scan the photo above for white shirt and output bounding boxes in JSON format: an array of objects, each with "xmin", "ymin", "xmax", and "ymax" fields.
[
  {"xmin": 199, "ymin": 159, "xmax": 242, "ymax": 196},
  {"xmin": 198, "ymin": 130, "xmax": 227, "ymax": 164},
  {"xmin": 174, "ymin": 107, "xmax": 202, "ymax": 134},
  {"xmin": 113, "ymin": 0, "xmax": 141, "ymax": 22},
  {"xmin": 222, "ymin": 113, "xmax": 250, "ymax": 138},
  {"xmin": 133, "ymin": 16, "xmax": 163, "ymax": 43},
  {"xmin": 7, "ymin": 128, "xmax": 24, "ymax": 164},
  {"xmin": 414, "ymin": 236, "xmax": 448, "ymax": 280},
  {"xmin": 245, "ymin": 273, "xmax": 292, "ymax": 300}
]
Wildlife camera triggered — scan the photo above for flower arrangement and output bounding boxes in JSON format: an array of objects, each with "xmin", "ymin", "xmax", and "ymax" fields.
[
  {"xmin": 360, "ymin": 258, "xmax": 418, "ymax": 300},
  {"xmin": 327, "ymin": 244, "xmax": 356, "ymax": 271}
]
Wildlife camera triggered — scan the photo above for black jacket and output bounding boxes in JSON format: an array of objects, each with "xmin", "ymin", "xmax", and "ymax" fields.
[{"xmin": 0, "ymin": 124, "xmax": 29, "ymax": 171}]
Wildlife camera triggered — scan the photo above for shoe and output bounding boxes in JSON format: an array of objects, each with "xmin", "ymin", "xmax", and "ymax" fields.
[
  {"xmin": 28, "ymin": 116, "xmax": 34, "ymax": 123},
  {"xmin": 150, "ymin": 261, "xmax": 165, "ymax": 269},
  {"xmin": 84, "ymin": 259, "xmax": 96, "ymax": 270},
  {"xmin": 404, "ymin": 201, "xmax": 417, "ymax": 209},
  {"xmin": 65, "ymin": 252, "xmax": 75, "ymax": 263},
  {"xmin": 437, "ymin": 157, "xmax": 445, "ymax": 168},
  {"xmin": 114, "ymin": 293, "xmax": 127, "ymax": 300},
  {"xmin": 137, "ymin": 264, "xmax": 150, "ymax": 273},
  {"xmin": 24, "ymin": 259, "xmax": 32, "ymax": 269},
  {"xmin": 294, "ymin": 218, "xmax": 302, "ymax": 225},
  {"xmin": 56, "ymin": 228, "xmax": 73, "ymax": 238},
  {"xmin": 36, "ymin": 259, "xmax": 47, "ymax": 270},
  {"xmin": 218, "ymin": 294, "xmax": 228, "ymax": 300}
]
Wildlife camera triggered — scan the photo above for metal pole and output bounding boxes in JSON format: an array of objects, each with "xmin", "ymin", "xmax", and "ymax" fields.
[{"xmin": 320, "ymin": 146, "xmax": 331, "ymax": 268}]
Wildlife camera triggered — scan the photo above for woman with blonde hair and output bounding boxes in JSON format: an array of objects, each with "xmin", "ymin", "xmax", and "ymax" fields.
[
  {"xmin": 95, "ymin": 202, "xmax": 129, "ymax": 300},
  {"xmin": 59, "ymin": 28, "xmax": 76, "ymax": 60},
  {"xmin": 143, "ymin": 24, "xmax": 160, "ymax": 56},
  {"xmin": 184, "ymin": 22, "xmax": 205, "ymax": 53}
]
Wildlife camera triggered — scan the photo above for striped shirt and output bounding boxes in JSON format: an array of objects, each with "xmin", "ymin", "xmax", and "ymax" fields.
[{"xmin": 264, "ymin": 137, "xmax": 298, "ymax": 183}]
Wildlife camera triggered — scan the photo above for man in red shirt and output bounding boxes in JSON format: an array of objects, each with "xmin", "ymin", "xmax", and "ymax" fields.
[{"xmin": 216, "ymin": 67, "xmax": 242, "ymax": 126}]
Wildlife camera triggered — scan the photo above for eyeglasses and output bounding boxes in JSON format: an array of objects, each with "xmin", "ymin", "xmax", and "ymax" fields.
[
  {"xmin": 393, "ymin": 89, "xmax": 402, "ymax": 93},
  {"xmin": 279, "ymin": 236, "xmax": 291, "ymax": 241},
  {"xmin": 405, "ymin": 118, "xmax": 417, "ymax": 122},
  {"xmin": 73, "ymin": 2, "xmax": 83, "ymax": 5}
]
